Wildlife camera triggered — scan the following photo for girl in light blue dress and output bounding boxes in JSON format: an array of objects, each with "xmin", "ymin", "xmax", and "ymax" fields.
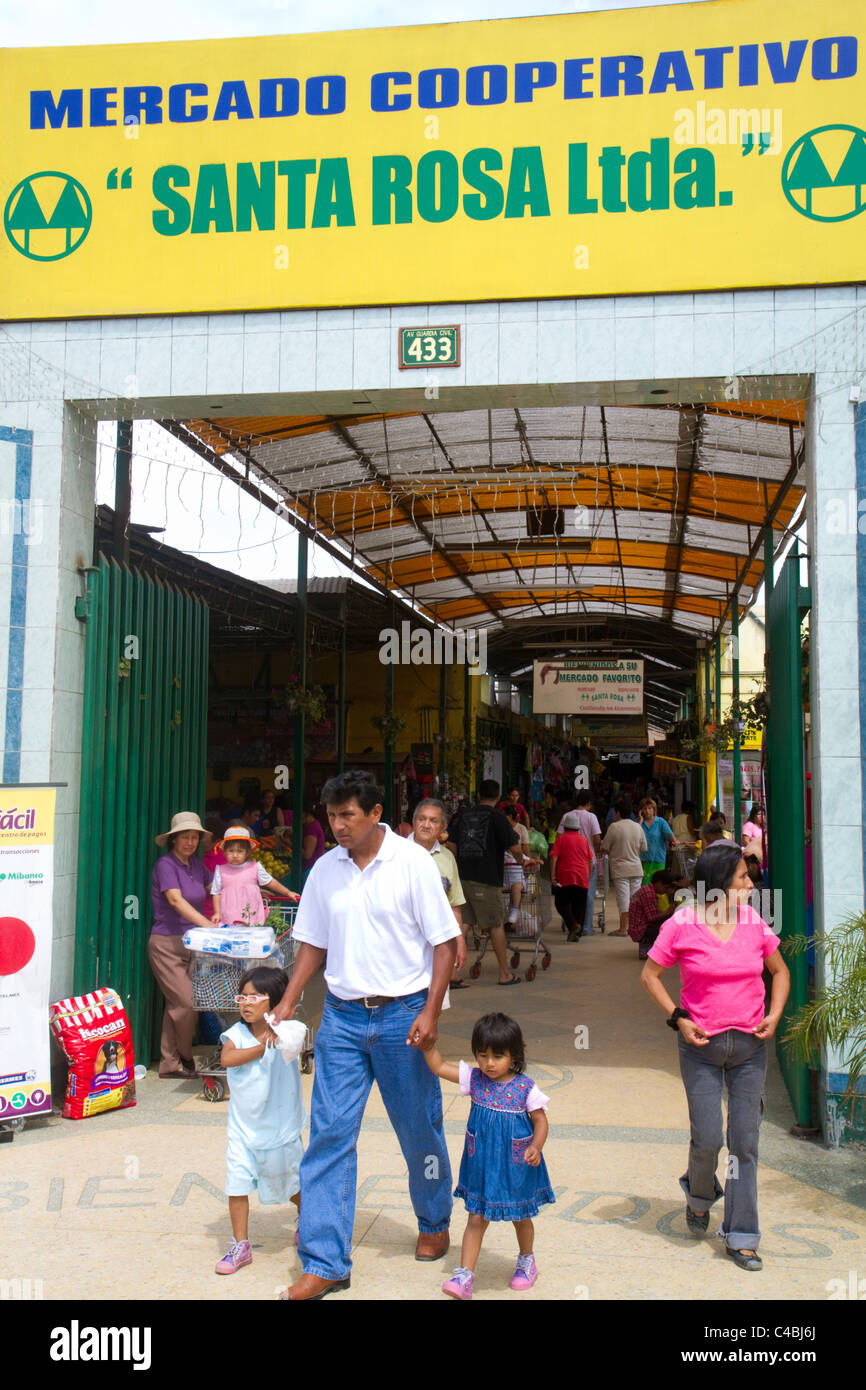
[
  {"xmin": 424, "ymin": 1012, "xmax": 554, "ymax": 1300},
  {"xmin": 215, "ymin": 965, "xmax": 306, "ymax": 1275}
]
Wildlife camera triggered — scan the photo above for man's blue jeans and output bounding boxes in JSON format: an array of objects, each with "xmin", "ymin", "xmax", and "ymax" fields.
[
  {"xmin": 298, "ymin": 990, "xmax": 453, "ymax": 1281},
  {"xmin": 677, "ymin": 1029, "xmax": 767, "ymax": 1249}
]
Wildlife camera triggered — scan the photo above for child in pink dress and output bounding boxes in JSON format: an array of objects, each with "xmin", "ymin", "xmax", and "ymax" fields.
[{"xmin": 210, "ymin": 826, "xmax": 299, "ymax": 926}]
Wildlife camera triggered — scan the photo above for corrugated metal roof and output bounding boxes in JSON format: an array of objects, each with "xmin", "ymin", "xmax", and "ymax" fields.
[{"xmin": 181, "ymin": 401, "xmax": 805, "ymax": 701}]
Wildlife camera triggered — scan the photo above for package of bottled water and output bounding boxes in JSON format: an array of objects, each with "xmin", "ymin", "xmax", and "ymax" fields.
[{"xmin": 183, "ymin": 925, "xmax": 276, "ymax": 958}]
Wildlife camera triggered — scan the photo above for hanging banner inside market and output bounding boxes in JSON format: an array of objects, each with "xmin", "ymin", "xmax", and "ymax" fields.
[
  {"xmin": 0, "ymin": 787, "xmax": 55, "ymax": 1122},
  {"xmin": 1, "ymin": 0, "xmax": 864, "ymax": 317},
  {"xmin": 572, "ymin": 717, "xmax": 649, "ymax": 748},
  {"xmin": 533, "ymin": 659, "xmax": 644, "ymax": 714}
]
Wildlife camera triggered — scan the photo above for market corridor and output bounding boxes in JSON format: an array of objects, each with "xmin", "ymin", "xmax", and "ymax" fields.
[{"xmin": 5, "ymin": 916, "xmax": 865, "ymax": 1303}]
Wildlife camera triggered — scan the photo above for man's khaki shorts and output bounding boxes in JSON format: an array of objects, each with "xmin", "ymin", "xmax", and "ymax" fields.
[{"xmin": 461, "ymin": 880, "xmax": 507, "ymax": 933}]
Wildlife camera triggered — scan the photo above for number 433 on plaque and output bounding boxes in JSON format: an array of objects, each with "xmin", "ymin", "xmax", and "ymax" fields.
[{"xmin": 399, "ymin": 326, "xmax": 460, "ymax": 369}]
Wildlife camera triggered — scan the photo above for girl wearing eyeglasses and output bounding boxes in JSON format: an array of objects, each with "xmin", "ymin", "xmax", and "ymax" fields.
[{"xmin": 215, "ymin": 966, "xmax": 306, "ymax": 1275}]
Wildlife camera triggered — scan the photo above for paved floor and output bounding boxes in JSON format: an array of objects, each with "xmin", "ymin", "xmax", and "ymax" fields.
[{"xmin": 5, "ymin": 908, "xmax": 866, "ymax": 1302}]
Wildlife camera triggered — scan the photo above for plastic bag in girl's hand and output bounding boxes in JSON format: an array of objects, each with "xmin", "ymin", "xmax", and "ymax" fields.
[{"xmin": 264, "ymin": 1015, "xmax": 307, "ymax": 1065}]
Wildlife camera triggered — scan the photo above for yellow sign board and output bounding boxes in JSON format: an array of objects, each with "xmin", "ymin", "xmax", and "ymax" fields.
[{"xmin": 1, "ymin": 0, "xmax": 864, "ymax": 318}]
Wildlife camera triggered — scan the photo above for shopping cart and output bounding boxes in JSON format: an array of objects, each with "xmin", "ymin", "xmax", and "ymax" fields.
[
  {"xmin": 671, "ymin": 846, "xmax": 698, "ymax": 884},
  {"xmin": 468, "ymin": 867, "xmax": 553, "ymax": 982},
  {"xmin": 191, "ymin": 904, "xmax": 315, "ymax": 1102}
]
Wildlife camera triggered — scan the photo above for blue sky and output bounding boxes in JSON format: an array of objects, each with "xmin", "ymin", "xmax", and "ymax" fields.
[{"xmin": 2, "ymin": 0, "xmax": 704, "ymax": 48}]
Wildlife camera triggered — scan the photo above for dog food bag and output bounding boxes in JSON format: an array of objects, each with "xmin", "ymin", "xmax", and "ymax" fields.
[{"xmin": 49, "ymin": 987, "xmax": 136, "ymax": 1119}]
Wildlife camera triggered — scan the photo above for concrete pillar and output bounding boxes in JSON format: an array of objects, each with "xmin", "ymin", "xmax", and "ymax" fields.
[
  {"xmin": 806, "ymin": 374, "xmax": 865, "ymax": 1143},
  {"xmin": 0, "ymin": 329, "xmax": 95, "ymax": 1000}
]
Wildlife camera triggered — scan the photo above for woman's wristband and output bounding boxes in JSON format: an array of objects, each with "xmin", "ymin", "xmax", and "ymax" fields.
[{"xmin": 666, "ymin": 1007, "xmax": 690, "ymax": 1031}]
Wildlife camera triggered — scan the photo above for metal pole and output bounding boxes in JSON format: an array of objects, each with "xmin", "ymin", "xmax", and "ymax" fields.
[
  {"xmin": 703, "ymin": 649, "xmax": 711, "ymax": 820},
  {"xmin": 732, "ymin": 595, "xmax": 742, "ymax": 843},
  {"xmin": 714, "ymin": 637, "xmax": 722, "ymax": 814},
  {"xmin": 290, "ymin": 535, "xmax": 307, "ymax": 894},
  {"xmin": 764, "ymin": 526, "xmax": 775, "ymax": 600},
  {"xmin": 438, "ymin": 659, "xmax": 447, "ymax": 794},
  {"xmin": 463, "ymin": 660, "xmax": 472, "ymax": 791},
  {"xmin": 114, "ymin": 420, "xmax": 132, "ymax": 567},
  {"xmin": 384, "ymin": 658, "xmax": 394, "ymax": 824},
  {"xmin": 337, "ymin": 596, "xmax": 346, "ymax": 774}
]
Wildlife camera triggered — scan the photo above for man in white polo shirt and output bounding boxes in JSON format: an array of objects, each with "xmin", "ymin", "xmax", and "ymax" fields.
[{"xmin": 271, "ymin": 770, "xmax": 460, "ymax": 1301}]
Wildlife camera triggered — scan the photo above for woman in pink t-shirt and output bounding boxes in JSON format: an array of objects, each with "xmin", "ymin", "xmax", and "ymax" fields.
[{"xmin": 640, "ymin": 843, "xmax": 789, "ymax": 1272}]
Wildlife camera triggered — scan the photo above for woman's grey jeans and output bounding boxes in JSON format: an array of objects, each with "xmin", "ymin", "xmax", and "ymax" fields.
[{"xmin": 677, "ymin": 1028, "xmax": 767, "ymax": 1249}]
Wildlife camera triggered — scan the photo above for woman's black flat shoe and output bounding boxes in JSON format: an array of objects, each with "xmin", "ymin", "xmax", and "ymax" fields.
[
  {"xmin": 726, "ymin": 1247, "xmax": 762, "ymax": 1271},
  {"xmin": 685, "ymin": 1206, "xmax": 709, "ymax": 1233}
]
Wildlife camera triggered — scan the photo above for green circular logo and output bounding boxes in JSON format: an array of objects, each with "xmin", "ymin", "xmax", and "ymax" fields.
[
  {"xmin": 4, "ymin": 170, "xmax": 92, "ymax": 261},
  {"xmin": 782, "ymin": 125, "xmax": 866, "ymax": 222}
]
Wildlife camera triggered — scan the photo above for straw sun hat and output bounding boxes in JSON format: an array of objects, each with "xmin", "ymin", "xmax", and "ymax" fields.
[{"xmin": 155, "ymin": 811, "xmax": 207, "ymax": 847}]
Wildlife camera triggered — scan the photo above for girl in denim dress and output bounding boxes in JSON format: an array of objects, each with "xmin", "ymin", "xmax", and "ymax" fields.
[{"xmin": 423, "ymin": 1012, "xmax": 554, "ymax": 1300}]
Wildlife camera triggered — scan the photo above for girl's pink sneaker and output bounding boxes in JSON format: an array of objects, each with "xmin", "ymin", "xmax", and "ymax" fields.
[
  {"xmin": 215, "ymin": 1240, "xmax": 252, "ymax": 1275},
  {"xmin": 441, "ymin": 1267, "xmax": 474, "ymax": 1300},
  {"xmin": 510, "ymin": 1253, "xmax": 538, "ymax": 1290}
]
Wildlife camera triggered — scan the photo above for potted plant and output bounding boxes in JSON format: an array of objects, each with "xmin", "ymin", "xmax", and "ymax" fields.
[
  {"xmin": 285, "ymin": 676, "xmax": 327, "ymax": 723},
  {"xmin": 783, "ymin": 912, "xmax": 866, "ymax": 1142}
]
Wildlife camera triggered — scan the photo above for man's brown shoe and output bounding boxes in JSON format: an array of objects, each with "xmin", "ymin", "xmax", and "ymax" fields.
[
  {"xmin": 278, "ymin": 1273, "xmax": 350, "ymax": 1300},
  {"xmin": 415, "ymin": 1229, "xmax": 450, "ymax": 1261}
]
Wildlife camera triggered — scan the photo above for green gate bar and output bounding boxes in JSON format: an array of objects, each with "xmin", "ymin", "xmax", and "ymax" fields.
[{"xmin": 74, "ymin": 555, "xmax": 208, "ymax": 1064}]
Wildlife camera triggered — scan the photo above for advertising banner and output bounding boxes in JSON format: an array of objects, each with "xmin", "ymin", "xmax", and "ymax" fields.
[
  {"xmin": 1, "ymin": 0, "xmax": 864, "ymax": 317},
  {"xmin": 0, "ymin": 787, "xmax": 55, "ymax": 1121},
  {"xmin": 718, "ymin": 753, "xmax": 763, "ymax": 826},
  {"xmin": 573, "ymin": 716, "xmax": 648, "ymax": 748},
  {"xmin": 533, "ymin": 659, "xmax": 644, "ymax": 714}
]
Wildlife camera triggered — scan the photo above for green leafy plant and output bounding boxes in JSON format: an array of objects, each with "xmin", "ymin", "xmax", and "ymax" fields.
[
  {"xmin": 371, "ymin": 711, "xmax": 408, "ymax": 744},
  {"xmin": 680, "ymin": 693, "xmax": 768, "ymax": 758},
  {"xmin": 286, "ymin": 677, "xmax": 327, "ymax": 723},
  {"xmin": 783, "ymin": 913, "xmax": 866, "ymax": 1095}
]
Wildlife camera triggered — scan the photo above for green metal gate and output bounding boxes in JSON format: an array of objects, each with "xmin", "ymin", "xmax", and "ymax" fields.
[
  {"xmin": 765, "ymin": 552, "xmax": 813, "ymax": 1127},
  {"xmin": 73, "ymin": 554, "xmax": 209, "ymax": 1063}
]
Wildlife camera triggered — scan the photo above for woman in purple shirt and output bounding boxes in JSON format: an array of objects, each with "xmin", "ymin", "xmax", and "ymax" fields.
[
  {"xmin": 149, "ymin": 811, "xmax": 214, "ymax": 1079},
  {"xmin": 301, "ymin": 804, "xmax": 326, "ymax": 877}
]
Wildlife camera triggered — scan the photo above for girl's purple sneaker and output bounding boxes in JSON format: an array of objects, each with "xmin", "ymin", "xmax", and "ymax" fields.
[
  {"xmin": 215, "ymin": 1240, "xmax": 252, "ymax": 1275},
  {"xmin": 441, "ymin": 1266, "xmax": 474, "ymax": 1300},
  {"xmin": 510, "ymin": 1253, "xmax": 538, "ymax": 1290}
]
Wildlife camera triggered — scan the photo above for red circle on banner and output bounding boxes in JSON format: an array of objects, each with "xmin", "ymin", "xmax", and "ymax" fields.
[{"xmin": 0, "ymin": 918, "xmax": 36, "ymax": 974}]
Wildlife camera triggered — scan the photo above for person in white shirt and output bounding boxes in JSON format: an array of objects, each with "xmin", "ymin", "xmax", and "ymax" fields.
[
  {"xmin": 600, "ymin": 797, "xmax": 649, "ymax": 936},
  {"xmin": 271, "ymin": 770, "xmax": 461, "ymax": 1301},
  {"xmin": 411, "ymin": 797, "xmax": 469, "ymax": 990}
]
